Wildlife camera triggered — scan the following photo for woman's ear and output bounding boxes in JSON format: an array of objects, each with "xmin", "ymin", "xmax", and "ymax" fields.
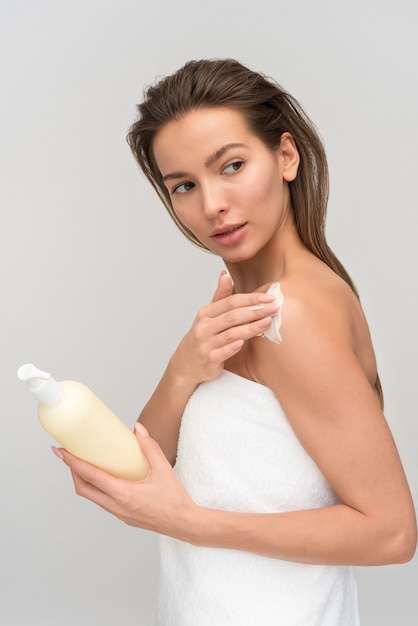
[{"xmin": 278, "ymin": 132, "xmax": 300, "ymax": 182}]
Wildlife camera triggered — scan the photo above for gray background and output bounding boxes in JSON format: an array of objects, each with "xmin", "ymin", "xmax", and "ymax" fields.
[{"xmin": 1, "ymin": 0, "xmax": 417, "ymax": 624}]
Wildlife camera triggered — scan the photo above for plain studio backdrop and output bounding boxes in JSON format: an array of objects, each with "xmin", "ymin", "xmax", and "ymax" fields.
[{"xmin": 1, "ymin": 1, "xmax": 417, "ymax": 624}]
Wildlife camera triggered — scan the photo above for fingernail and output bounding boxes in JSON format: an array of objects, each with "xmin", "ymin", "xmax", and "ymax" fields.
[
  {"xmin": 230, "ymin": 339, "xmax": 244, "ymax": 352},
  {"xmin": 248, "ymin": 304, "xmax": 265, "ymax": 311},
  {"xmin": 135, "ymin": 422, "xmax": 149, "ymax": 438},
  {"xmin": 51, "ymin": 446, "xmax": 64, "ymax": 460},
  {"xmin": 221, "ymin": 268, "xmax": 233, "ymax": 283},
  {"xmin": 257, "ymin": 294, "xmax": 275, "ymax": 303},
  {"xmin": 257, "ymin": 316, "xmax": 272, "ymax": 328}
]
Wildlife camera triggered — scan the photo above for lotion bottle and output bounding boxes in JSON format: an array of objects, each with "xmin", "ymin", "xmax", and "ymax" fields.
[{"xmin": 18, "ymin": 364, "xmax": 149, "ymax": 480}]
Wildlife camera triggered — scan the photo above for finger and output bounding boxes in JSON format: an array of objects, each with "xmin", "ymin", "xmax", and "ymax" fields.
[
  {"xmin": 206, "ymin": 290, "xmax": 275, "ymax": 320},
  {"xmin": 211, "ymin": 270, "xmax": 233, "ymax": 303},
  {"xmin": 200, "ymin": 299, "xmax": 279, "ymax": 342},
  {"xmin": 55, "ymin": 448, "xmax": 135, "ymax": 516},
  {"xmin": 69, "ymin": 467, "xmax": 134, "ymax": 522},
  {"xmin": 210, "ymin": 315, "xmax": 274, "ymax": 354},
  {"xmin": 134, "ymin": 423, "xmax": 172, "ymax": 474},
  {"xmin": 56, "ymin": 446, "xmax": 124, "ymax": 493}
]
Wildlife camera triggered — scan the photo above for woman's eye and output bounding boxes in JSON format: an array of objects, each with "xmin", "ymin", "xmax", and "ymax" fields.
[
  {"xmin": 173, "ymin": 181, "xmax": 195, "ymax": 194},
  {"xmin": 223, "ymin": 160, "xmax": 244, "ymax": 174}
]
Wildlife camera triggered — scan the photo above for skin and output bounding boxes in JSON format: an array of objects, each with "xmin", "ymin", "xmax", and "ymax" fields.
[{"xmin": 55, "ymin": 107, "xmax": 417, "ymax": 566}]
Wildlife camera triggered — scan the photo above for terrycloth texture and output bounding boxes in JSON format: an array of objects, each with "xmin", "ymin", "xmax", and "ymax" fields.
[{"xmin": 156, "ymin": 370, "xmax": 360, "ymax": 625}]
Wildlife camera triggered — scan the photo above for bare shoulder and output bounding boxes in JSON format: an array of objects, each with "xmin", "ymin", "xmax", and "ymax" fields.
[
  {"xmin": 248, "ymin": 261, "xmax": 385, "ymax": 483},
  {"xmin": 247, "ymin": 264, "xmax": 416, "ymax": 552},
  {"xmin": 251, "ymin": 260, "xmax": 378, "ymax": 392},
  {"xmin": 281, "ymin": 260, "xmax": 364, "ymax": 339}
]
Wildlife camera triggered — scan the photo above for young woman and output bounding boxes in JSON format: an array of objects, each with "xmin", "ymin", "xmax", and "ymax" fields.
[{"xmin": 54, "ymin": 59, "xmax": 416, "ymax": 625}]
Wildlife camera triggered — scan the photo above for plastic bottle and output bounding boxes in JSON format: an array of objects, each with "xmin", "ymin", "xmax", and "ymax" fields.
[{"xmin": 17, "ymin": 364, "xmax": 149, "ymax": 480}]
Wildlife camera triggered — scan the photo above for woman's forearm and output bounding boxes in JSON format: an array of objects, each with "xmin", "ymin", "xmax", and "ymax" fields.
[
  {"xmin": 184, "ymin": 501, "xmax": 416, "ymax": 567},
  {"xmin": 138, "ymin": 357, "xmax": 198, "ymax": 465},
  {"xmin": 56, "ymin": 422, "xmax": 417, "ymax": 567}
]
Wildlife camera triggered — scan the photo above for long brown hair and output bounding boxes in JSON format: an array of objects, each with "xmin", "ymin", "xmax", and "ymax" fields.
[{"xmin": 127, "ymin": 58, "xmax": 383, "ymax": 406}]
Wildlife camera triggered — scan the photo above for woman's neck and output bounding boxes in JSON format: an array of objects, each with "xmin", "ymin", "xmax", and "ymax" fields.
[{"xmin": 225, "ymin": 225, "xmax": 306, "ymax": 293}]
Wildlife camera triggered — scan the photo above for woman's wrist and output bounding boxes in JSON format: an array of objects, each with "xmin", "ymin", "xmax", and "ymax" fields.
[
  {"xmin": 177, "ymin": 503, "xmax": 213, "ymax": 546},
  {"xmin": 166, "ymin": 352, "xmax": 201, "ymax": 391}
]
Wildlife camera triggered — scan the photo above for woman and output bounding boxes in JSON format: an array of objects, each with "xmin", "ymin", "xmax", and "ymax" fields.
[{"xmin": 54, "ymin": 59, "xmax": 416, "ymax": 625}]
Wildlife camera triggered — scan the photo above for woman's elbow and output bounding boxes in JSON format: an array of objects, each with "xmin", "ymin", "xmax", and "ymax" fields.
[
  {"xmin": 385, "ymin": 514, "xmax": 417, "ymax": 564},
  {"xmin": 394, "ymin": 523, "xmax": 417, "ymax": 564}
]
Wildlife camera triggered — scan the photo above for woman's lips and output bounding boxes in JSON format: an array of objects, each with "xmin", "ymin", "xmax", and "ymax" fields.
[{"xmin": 210, "ymin": 223, "xmax": 248, "ymax": 246}]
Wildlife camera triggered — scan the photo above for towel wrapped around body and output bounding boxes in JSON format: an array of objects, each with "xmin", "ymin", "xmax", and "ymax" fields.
[{"xmin": 155, "ymin": 370, "xmax": 360, "ymax": 625}]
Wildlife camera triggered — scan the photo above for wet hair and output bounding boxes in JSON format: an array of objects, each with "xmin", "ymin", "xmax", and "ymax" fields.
[{"xmin": 127, "ymin": 58, "xmax": 383, "ymax": 406}]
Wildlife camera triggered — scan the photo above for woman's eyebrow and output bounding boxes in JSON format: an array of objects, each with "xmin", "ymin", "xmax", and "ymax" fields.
[
  {"xmin": 162, "ymin": 143, "xmax": 248, "ymax": 182},
  {"xmin": 162, "ymin": 170, "xmax": 189, "ymax": 182},
  {"xmin": 204, "ymin": 143, "xmax": 248, "ymax": 167}
]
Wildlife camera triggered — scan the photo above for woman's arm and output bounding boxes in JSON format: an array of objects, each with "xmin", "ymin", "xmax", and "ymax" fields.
[
  {"xmin": 203, "ymin": 285, "xmax": 416, "ymax": 565},
  {"xmin": 55, "ymin": 349, "xmax": 416, "ymax": 567},
  {"xmin": 137, "ymin": 271, "xmax": 279, "ymax": 463},
  {"xmin": 56, "ymin": 409, "xmax": 416, "ymax": 567},
  {"xmin": 56, "ymin": 282, "xmax": 416, "ymax": 566}
]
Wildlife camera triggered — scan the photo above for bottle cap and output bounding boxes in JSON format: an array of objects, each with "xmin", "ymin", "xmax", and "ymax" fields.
[{"xmin": 17, "ymin": 364, "xmax": 62, "ymax": 406}]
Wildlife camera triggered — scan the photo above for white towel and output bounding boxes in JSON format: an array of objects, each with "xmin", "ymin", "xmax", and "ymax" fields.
[{"xmin": 156, "ymin": 371, "xmax": 360, "ymax": 625}]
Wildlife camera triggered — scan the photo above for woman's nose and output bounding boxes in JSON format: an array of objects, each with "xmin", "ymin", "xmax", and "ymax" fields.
[{"xmin": 201, "ymin": 183, "xmax": 229, "ymax": 218}]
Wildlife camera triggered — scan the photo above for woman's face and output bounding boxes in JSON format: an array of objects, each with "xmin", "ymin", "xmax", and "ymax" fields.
[{"xmin": 152, "ymin": 107, "xmax": 299, "ymax": 264}]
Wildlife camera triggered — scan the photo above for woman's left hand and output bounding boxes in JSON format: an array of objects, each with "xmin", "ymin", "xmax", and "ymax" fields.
[{"xmin": 52, "ymin": 423, "xmax": 195, "ymax": 539}]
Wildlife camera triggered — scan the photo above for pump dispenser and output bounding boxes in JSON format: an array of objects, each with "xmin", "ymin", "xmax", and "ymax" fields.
[{"xmin": 18, "ymin": 364, "xmax": 149, "ymax": 480}]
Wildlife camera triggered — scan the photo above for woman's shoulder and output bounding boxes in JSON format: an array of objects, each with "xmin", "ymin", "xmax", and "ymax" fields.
[
  {"xmin": 279, "ymin": 258, "xmax": 360, "ymax": 335},
  {"xmin": 253, "ymin": 258, "xmax": 377, "ymax": 388}
]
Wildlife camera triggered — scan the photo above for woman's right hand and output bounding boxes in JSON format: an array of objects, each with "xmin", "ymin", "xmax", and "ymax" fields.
[
  {"xmin": 169, "ymin": 271, "xmax": 279, "ymax": 386},
  {"xmin": 138, "ymin": 271, "xmax": 279, "ymax": 463}
]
